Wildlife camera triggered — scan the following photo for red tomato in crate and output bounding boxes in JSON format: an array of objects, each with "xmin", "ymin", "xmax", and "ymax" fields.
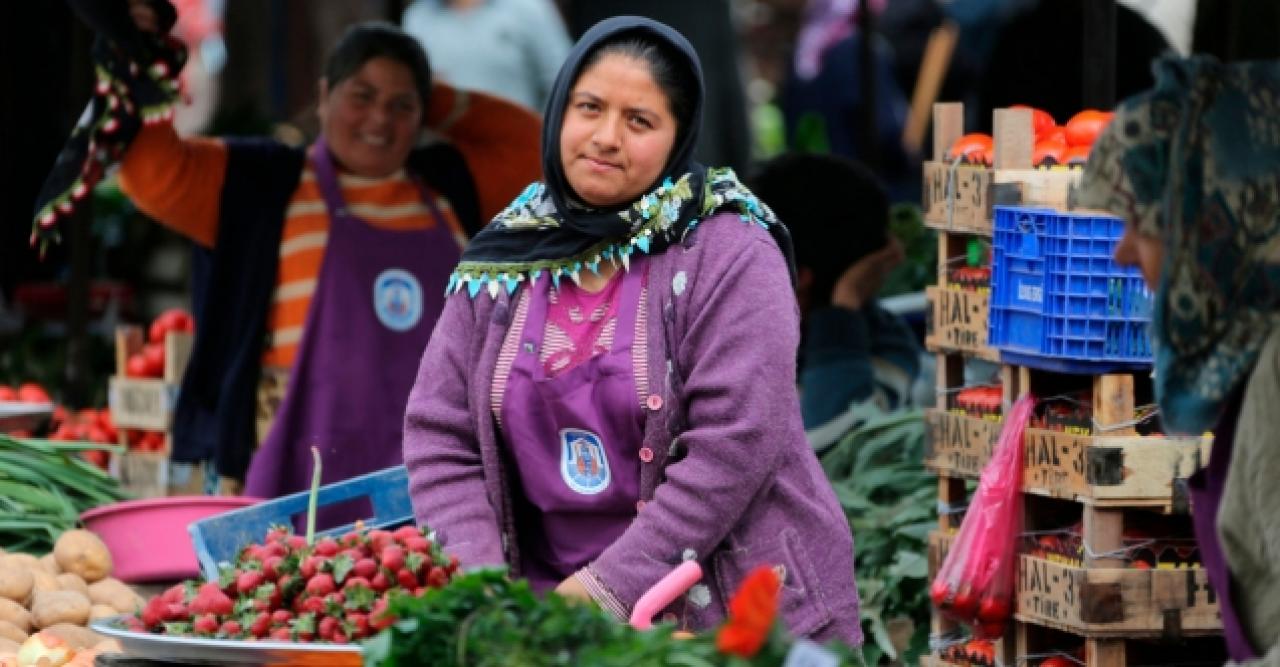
[
  {"xmin": 1041, "ymin": 126, "xmax": 1068, "ymax": 145},
  {"xmin": 948, "ymin": 133, "xmax": 994, "ymax": 166},
  {"xmin": 17, "ymin": 383, "xmax": 51, "ymax": 404},
  {"xmin": 126, "ymin": 354, "xmax": 150, "ymax": 378},
  {"xmin": 1010, "ymin": 104, "xmax": 1056, "ymax": 137},
  {"xmin": 149, "ymin": 308, "xmax": 195, "ymax": 345},
  {"xmin": 143, "ymin": 343, "xmax": 166, "ymax": 377},
  {"xmin": 1065, "ymin": 109, "xmax": 1114, "ymax": 147},
  {"xmin": 0, "ymin": 386, "xmax": 15, "ymax": 401},
  {"xmin": 82, "ymin": 449, "xmax": 109, "ymax": 470},
  {"xmin": 1063, "ymin": 144, "xmax": 1092, "ymax": 166},
  {"xmin": 140, "ymin": 431, "xmax": 166, "ymax": 452},
  {"xmin": 1034, "ymin": 138, "xmax": 1067, "ymax": 167},
  {"xmin": 1040, "ymin": 658, "xmax": 1075, "ymax": 667}
]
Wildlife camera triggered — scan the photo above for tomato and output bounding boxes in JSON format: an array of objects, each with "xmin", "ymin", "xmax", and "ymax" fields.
[
  {"xmin": 143, "ymin": 343, "xmax": 166, "ymax": 377},
  {"xmin": 126, "ymin": 354, "xmax": 150, "ymax": 378},
  {"xmin": 1063, "ymin": 144, "xmax": 1091, "ymax": 166},
  {"xmin": 965, "ymin": 638, "xmax": 996, "ymax": 664},
  {"xmin": 141, "ymin": 431, "xmax": 166, "ymax": 452},
  {"xmin": 17, "ymin": 382, "xmax": 51, "ymax": 404},
  {"xmin": 948, "ymin": 133, "xmax": 994, "ymax": 166},
  {"xmin": 1040, "ymin": 658, "xmax": 1075, "ymax": 667},
  {"xmin": 149, "ymin": 308, "xmax": 195, "ymax": 344},
  {"xmin": 97, "ymin": 410, "xmax": 117, "ymax": 441},
  {"xmin": 83, "ymin": 449, "xmax": 110, "ymax": 470},
  {"xmin": 930, "ymin": 578, "xmax": 951, "ymax": 608},
  {"xmin": 1065, "ymin": 109, "xmax": 1114, "ymax": 147},
  {"xmin": 1010, "ymin": 104, "xmax": 1056, "ymax": 137},
  {"xmin": 1033, "ymin": 137, "xmax": 1067, "ymax": 167},
  {"xmin": 0, "ymin": 386, "xmax": 15, "ymax": 402},
  {"xmin": 951, "ymin": 586, "xmax": 978, "ymax": 619},
  {"xmin": 978, "ymin": 595, "xmax": 1011, "ymax": 622}
]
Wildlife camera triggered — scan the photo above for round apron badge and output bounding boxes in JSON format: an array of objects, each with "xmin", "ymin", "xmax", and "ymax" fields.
[
  {"xmin": 372, "ymin": 268, "xmax": 423, "ymax": 332},
  {"xmin": 560, "ymin": 428, "xmax": 612, "ymax": 495}
]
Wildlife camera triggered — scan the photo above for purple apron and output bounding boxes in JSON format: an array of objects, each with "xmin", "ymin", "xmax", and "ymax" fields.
[
  {"xmin": 245, "ymin": 137, "xmax": 460, "ymax": 518},
  {"xmin": 1187, "ymin": 387, "xmax": 1259, "ymax": 661},
  {"xmin": 500, "ymin": 264, "xmax": 647, "ymax": 592}
]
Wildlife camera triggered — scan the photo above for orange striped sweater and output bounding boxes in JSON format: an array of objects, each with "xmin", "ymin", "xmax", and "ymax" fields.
[{"xmin": 119, "ymin": 83, "xmax": 541, "ymax": 370}]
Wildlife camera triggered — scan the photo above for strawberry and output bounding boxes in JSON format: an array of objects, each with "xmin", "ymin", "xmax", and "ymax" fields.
[
  {"xmin": 346, "ymin": 612, "xmax": 369, "ymax": 639},
  {"xmin": 263, "ymin": 541, "xmax": 288, "ymax": 559},
  {"xmin": 262, "ymin": 555, "xmax": 285, "ymax": 581},
  {"xmin": 162, "ymin": 583, "xmax": 187, "ymax": 604},
  {"xmin": 332, "ymin": 630, "xmax": 349, "ymax": 644},
  {"xmin": 162, "ymin": 603, "xmax": 190, "ymax": 622},
  {"xmin": 318, "ymin": 616, "xmax": 339, "ymax": 641},
  {"xmin": 340, "ymin": 530, "xmax": 363, "ymax": 548},
  {"xmin": 305, "ymin": 573, "xmax": 336, "ymax": 597},
  {"xmin": 249, "ymin": 612, "xmax": 272, "ymax": 638},
  {"xmin": 299, "ymin": 596, "xmax": 327, "ymax": 615},
  {"xmin": 353, "ymin": 558, "xmax": 378, "ymax": 579},
  {"xmin": 380, "ymin": 545, "xmax": 405, "ymax": 573},
  {"xmin": 370, "ymin": 571, "xmax": 390, "ymax": 593},
  {"xmin": 393, "ymin": 525, "xmax": 422, "ymax": 543},
  {"xmin": 369, "ymin": 530, "xmax": 394, "ymax": 554},
  {"xmin": 219, "ymin": 620, "xmax": 242, "ymax": 637},
  {"xmin": 395, "ymin": 568, "xmax": 418, "ymax": 590},
  {"xmin": 427, "ymin": 566, "xmax": 449, "ymax": 589},
  {"xmin": 141, "ymin": 596, "xmax": 166, "ymax": 628},
  {"xmin": 314, "ymin": 537, "xmax": 340, "ymax": 557},
  {"xmin": 271, "ymin": 609, "xmax": 293, "ymax": 624},
  {"xmin": 342, "ymin": 576, "xmax": 371, "ymax": 593},
  {"xmin": 190, "ymin": 582, "xmax": 234, "ymax": 616},
  {"xmin": 271, "ymin": 627, "xmax": 292, "ymax": 642},
  {"xmin": 286, "ymin": 535, "xmax": 307, "ymax": 551},
  {"xmin": 300, "ymin": 556, "xmax": 328, "ymax": 579},
  {"xmin": 266, "ymin": 526, "xmax": 289, "ymax": 543},
  {"xmin": 193, "ymin": 614, "xmax": 219, "ymax": 635},
  {"xmin": 369, "ymin": 598, "xmax": 394, "ymax": 631},
  {"xmin": 236, "ymin": 570, "xmax": 266, "ymax": 595},
  {"xmin": 403, "ymin": 537, "xmax": 430, "ymax": 554}
]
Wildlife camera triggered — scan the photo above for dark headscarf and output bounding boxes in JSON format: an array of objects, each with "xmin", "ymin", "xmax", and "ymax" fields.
[
  {"xmin": 451, "ymin": 16, "xmax": 792, "ymax": 298},
  {"xmin": 1078, "ymin": 56, "xmax": 1280, "ymax": 434}
]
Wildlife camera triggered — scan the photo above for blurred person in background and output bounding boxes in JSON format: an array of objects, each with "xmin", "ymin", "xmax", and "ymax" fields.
[
  {"xmin": 751, "ymin": 152, "xmax": 918, "ymax": 450},
  {"xmin": 39, "ymin": 1, "xmax": 541, "ymax": 499},
  {"xmin": 402, "ymin": 0, "xmax": 571, "ymax": 112},
  {"xmin": 563, "ymin": 0, "xmax": 751, "ymax": 174}
]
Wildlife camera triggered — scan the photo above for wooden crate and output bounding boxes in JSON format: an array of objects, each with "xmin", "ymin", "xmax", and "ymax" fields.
[
  {"xmin": 925, "ymin": 286, "xmax": 1000, "ymax": 361},
  {"xmin": 1023, "ymin": 429, "xmax": 1210, "ymax": 512},
  {"xmin": 924, "ymin": 408, "xmax": 1001, "ymax": 479},
  {"xmin": 923, "ymin": 103, "xmax": 1083, "ymax": 235},
  {"xmin": 108, "ymin": 326, "xmax": 192, "ymax": 431},
  {"xmin": 1015, "ymin": 554, "xmax": 1221, "ymax": 638}
]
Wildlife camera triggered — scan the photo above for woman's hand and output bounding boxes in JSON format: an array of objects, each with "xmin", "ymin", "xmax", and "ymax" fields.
[
  {"xmin": 128, "ymin": 0, "xmax": 160, "ymax": 33},
  {"xmin": 554, "ymin": 574, "xmax": 594, "ymax": 604},
  {"xmin": 830, "ymin": 236, "xmax": 905, "ymax": 311}
]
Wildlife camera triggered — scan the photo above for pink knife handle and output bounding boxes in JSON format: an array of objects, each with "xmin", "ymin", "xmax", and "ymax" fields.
[{"xmin": 628, "ymin": 560, "xmax": 703, "ymax": 630}]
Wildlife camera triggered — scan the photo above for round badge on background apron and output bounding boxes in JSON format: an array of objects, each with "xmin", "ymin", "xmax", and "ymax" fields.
[
  {"xmin": 373, "ymin": 268, "xmax": 423, "ymax": 332},
  {"xmin": 560, "ymin": 428, "xmax": 612, "ymax": 495}
]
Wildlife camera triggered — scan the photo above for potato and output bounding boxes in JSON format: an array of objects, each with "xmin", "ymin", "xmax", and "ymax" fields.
[
  {"xmin": 29, "ymin": 570, "xmax": 58, "ymax": 599},
  {"xmin": 94, "ymin": 638, "xmax": 122, "ymax": 654},
  {"xmin": 0, "ymin": 600, "xmax": 30, "ymax": 633},
  {"xmin": 38, "ymin": 554, "xmax": 60, "ymax": 576},
  {"xmin": 1, "ymin": 554, "xmax": 38, "ymax": 573},
  {"xmin": 0, "ymin": 621, "xmax": 25, "ymax": 645},
  {"xmin": 0, "ymin": 638, "xmax": 16, "ymax": 655},
  {"xmin": 30, "ymin": 591, "xmax": 90, "ymax": 630},
  {"xmin": 88, "ymin": 605, "xmax": 117, "ymax": 622},
  {"xmin": 0, "ymin": 567, "xmax": 32, "ymax": 604},
  {"xmin": 87, "ymin": 579, "xmax": 142, "ymax": 615},
  {"xmin": 54, "ymin": 574, "xmax": 87, "ymax": 598},
  {"xmin": 52, "ymin": 532, "xmax": 112, "ymax": 583},
  {"xmin": 40, "ymin": 624, "xmax": 102, "ymax": 651}
]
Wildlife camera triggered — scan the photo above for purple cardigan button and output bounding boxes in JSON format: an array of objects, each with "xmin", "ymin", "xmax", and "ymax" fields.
[
  {"xmin": 639, "ymin": 446, "xmax": 655, "ymax": 463},
  {"xmin": 646, "ymin": 394, "xmax": 664, "ymax": 411}
]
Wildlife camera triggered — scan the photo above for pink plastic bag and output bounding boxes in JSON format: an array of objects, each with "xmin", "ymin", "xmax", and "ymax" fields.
[{"xmin": 929, "ymin": 394, "xmax": 1035, "ymax": 638}]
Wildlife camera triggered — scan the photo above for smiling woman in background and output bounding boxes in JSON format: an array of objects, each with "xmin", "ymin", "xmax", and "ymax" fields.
[
  {"xmin": 402, "ymin": 16, "xmax": 862, "ymax": 644},
  {"xmin": 60, "ymin": 1, "xmax": 541, "ymax": 500}
]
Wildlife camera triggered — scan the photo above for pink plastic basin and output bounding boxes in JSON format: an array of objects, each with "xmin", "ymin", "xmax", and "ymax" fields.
[{"xmin": 80, "ymin": 496, "xmax": 261, "ymax": 583}]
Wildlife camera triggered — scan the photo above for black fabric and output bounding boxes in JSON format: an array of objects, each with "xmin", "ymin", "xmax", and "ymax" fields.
[
  {"xmin": 459, "ymin": 16, "xmax": 708, "ymax": 268},
  {"xmin": 174, "ymin": 139, "xmax": 481, "ymax": 479},
  {"xmin": 172, "ymin": 140, "xmax": 304, "ymax": 477}
]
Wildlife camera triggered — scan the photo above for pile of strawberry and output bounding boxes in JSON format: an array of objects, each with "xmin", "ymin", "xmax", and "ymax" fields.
[{"xmin": 127, "ymin": 524, "xmax": 458, "ymax": 644}]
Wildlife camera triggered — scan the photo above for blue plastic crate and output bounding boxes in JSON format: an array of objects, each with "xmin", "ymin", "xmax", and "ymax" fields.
[
  {"xmin": 188, "ymin": 466, "xmax": 413, "ymax": 581},
  {"xmin": 989, "ymin": 206, "xmax": 1153, "ymax": 374}
]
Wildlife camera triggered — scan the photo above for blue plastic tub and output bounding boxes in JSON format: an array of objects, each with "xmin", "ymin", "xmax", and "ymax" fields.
[
  {"xmin": 188, "ymin": 466, "xmax": 413, "ymax": 580},
  {"xmin": 988, "ymin": 206, "xmax": 1152, "ymax": 373}
]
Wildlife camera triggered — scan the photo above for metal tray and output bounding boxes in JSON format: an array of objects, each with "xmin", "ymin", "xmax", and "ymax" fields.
[
  {"xmin": 0, "ymin": 401, "xmax": 53, "ymax": 433},
  {"xmin": 91, "ymin": 616, "xmax": 362, "ymax": 666}
]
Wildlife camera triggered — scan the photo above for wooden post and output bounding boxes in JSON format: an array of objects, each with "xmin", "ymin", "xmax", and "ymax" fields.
[
  {"xmin": 993, "ymin": 107, "xmax": 1034, "ymax": 171},
  {"xmin": 1083, "ymin": 506, "xmax": 1126, "ymax": 568},
  {"xmin": 1086, "ymin": 637, "xmax": 1126, "ymax": 667},
  {"xmin": 933, "ymin": 103, "xmax": 964, "ymax": 162},
  {"xmin": 1093, "ymin": 374, "xmax": 1136, "ymax": 436},
  {"xmin": 902, "ymin": 22, "xmax": 960, "ymax": 155}
]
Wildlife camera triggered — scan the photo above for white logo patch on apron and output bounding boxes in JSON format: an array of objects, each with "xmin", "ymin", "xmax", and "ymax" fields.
[
  {"xmin": 559, "ymin": 428, "xmax": 612, "ymax": 495},
  {"xmin": 373, "ymin": 268, "xmax": 423, "ymax": 332}
]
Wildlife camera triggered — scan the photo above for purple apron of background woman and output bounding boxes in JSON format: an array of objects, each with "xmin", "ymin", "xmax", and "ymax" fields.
[
  {"xmin": 1188, "ymin": 387, "xmax": 1259, "ymax": 661},
  {"xmin": 245, "ymin": 137, "xmax": 460, "ymax": 525},
  {"xmin": 500, "ymin": 264, "xmax": 646, "ymax": 592}
]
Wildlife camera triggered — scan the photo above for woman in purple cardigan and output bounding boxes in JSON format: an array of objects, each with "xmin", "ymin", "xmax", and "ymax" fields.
[{"xmin": 402, "ymin": 16, "xmax": 862, "ymax": 644}]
